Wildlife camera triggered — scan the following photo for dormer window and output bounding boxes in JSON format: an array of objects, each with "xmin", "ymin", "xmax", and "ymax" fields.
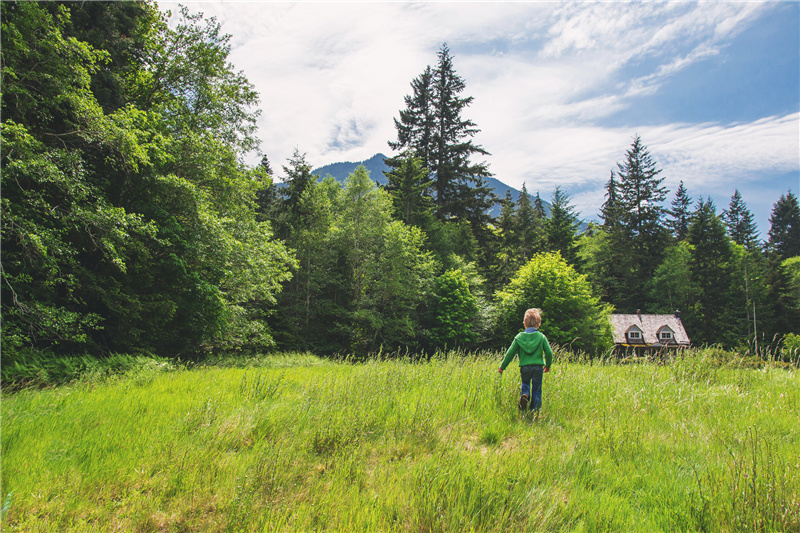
[
  {"xmin": 626, "ymin": 325, "xmax": 643, "ymax": 342},
  {"xmin": 658, "ymin": 326, "xmax": 674, "ymax": 342}
]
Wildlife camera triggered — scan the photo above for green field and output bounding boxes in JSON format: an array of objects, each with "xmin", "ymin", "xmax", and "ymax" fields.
[{"xmin": 2, "ymin": 351, "xmax": 798, "ymax": 532}]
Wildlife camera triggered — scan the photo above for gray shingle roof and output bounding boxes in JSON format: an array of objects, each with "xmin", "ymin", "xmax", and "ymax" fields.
[{"xmin": 608, "ymin": 314, "xmax": 691, "ymax": 346}]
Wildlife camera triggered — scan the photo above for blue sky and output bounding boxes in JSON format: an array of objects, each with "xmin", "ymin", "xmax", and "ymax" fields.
[{"xmin": 163, "ymin": 1, "xmax": 799, "ymax": 238}]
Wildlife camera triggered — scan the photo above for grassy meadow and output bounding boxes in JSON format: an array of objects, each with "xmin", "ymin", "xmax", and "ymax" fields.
[{"xmin": 1, "ymin": 350, "xmax": 798, "ymax": 532}]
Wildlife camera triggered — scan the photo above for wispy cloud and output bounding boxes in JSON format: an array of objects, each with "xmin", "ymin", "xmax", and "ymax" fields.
[{"xmin": 164, "ymin": 1, "xmax": 797, "ymax": 231}]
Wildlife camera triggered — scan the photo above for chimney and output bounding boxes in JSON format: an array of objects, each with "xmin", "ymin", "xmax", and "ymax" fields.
[
  {"xmin": 675, "ymin": 310, "xmax": 682, "ymax": 320},
  {"xmin": 636, "ymin": 309, "xmax": 641, "ymax": 320}
]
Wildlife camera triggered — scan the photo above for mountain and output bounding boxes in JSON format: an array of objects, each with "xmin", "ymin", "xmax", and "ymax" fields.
[{"xmin": 312, "ymin": 153, "xmax": 547, "ymax": 218}]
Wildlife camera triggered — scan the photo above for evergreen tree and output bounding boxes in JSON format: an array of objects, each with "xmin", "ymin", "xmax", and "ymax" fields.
[
  {"xmin": 600, "ymin": 171, "xmax": 622, "ymax": 231},
  {"xmin": 515, "ymin": 183, "xmax": 538, "ymax": 262},
  {"xmin": 281, "ymin": 150, "xmax": 316, "ymax": 223},
  {"xmin": 767, "ymin": 191, "xmax": 800, "ymax": 259},
  {"xmin": 533, "ymin": 192, "xmax": 548, "ymax": 227},
  {"xmin": 255, "ymin": 154, "xmax": 281, "ymax": 222},
  {"xmin": 686, "ymin": 198, "xmax": 735, "ymax": 346},
  {"xmin": 492, "ymin": 190, "xmax": 519, "ymax": 288},
  {"xmin": 724, "ymin": 189, "xmax": 760, "ymax": 251},
  {"xmin": 388, "ymin": 43, "xmax": 496, "ymax": 222},
  {"xmin": 387, "ymin": 66, "xmax": 435, "ymax": 170},
  {"xmin": 545, "ymin": 186, "xmax": 581, "ymax": 268},
  {"xmin": 667, "ymin": 180, "xmax": 692, "ymax": 241},
  {"xmin": 603, "ymin": 135, "xmax": 669, "ymax": 311},
  {"xmin": 382, "ymin": 150, "xmax": 434, "ymax": 228}
]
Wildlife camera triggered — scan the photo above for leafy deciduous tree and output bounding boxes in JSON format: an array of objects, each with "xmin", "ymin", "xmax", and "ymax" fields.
[{"xmin": 493, "ymin": 252, "xmax": 613, "ymax": 355}]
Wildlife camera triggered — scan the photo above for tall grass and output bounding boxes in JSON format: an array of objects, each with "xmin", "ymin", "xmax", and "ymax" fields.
[{"xmin": 2, "ymin": 349, "xmax": 798, "ymax": 532}]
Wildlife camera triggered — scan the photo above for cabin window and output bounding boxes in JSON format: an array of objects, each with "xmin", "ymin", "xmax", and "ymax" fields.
[
  {"xmin": 660, "ymin": 331, "xmax": 672, "ymax": 340},
  {"xmin": 628, "ymin": 330, "xmax": 641, "ymax": 340}
]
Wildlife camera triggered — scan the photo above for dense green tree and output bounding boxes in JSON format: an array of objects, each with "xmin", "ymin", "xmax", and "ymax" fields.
[
  {"xmin": 334, "ymin": 167, "xmax": 436, "ymax": 354},
  {"xmin": 600, "ymin": 171, "xmax": 622, "ymax": 231},
  {"xmin": 387, "ymin": 43, "xmax": 496, "ymax": 266},
  {"xmin": 387, "ymin": 66, "xmax": 435, "ymax": 171},
  {"xmin": 493, "ymin": 252, "xmax": 613, "ymax": 355},
  {"xmin": 280, "ymin": 150, "xmax": 317, "ymax": 227},
  {"xmin": 728, "ymin": 243, "xmax": 771, "ymax": 346},
  {"xmin": 686, "ymin": 198, "xmax": 735, "ymax": 346},
  {"xmin": 545, "ymin": 186, "xmax": 581, "ymax": 268},
  {"xmin": 601, "ymin": 136, "xmax": 669, "ymax": 312},
  {"xmin": 667, "ymin": 181, "xmax": 692, "ymax": 241},
  {"xmin": 647, "ymin": 241, "xmax": 696, "ymax": 315},
  {"xmin": 515, "ymin": 183, "xmax": 543, "ymax": 262},
  {"xmin": 767, "ymin": 191, "xmax": 800, "ymax": 259},
  {"xmin": 724, "ymin": 189, "xmax": 760, "ymax": 251},
  {"xmin": 430, "ymin": 269, "xmax": 480, "ymax": 349},
  {"xmin": 382, "ymin": 151, "xmax": 434, "ymax": 228},
  {"xmin": 491, "ymin": 190, "xmax": 520, "ymax": 288},
  {"xmin": 1, "ymin": 2, "xmax": 294, "ymax": 357}
]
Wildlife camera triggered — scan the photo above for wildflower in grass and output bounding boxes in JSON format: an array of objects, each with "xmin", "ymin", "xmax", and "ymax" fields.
[{"xmin": 498, "ymin": 308, "xmax": 553, "ymax": 412}]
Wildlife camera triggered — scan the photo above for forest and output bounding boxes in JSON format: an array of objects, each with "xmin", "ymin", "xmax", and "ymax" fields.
[{"xmin": 2, "ymin": 1, "xmax": 799, "ymax": 367}]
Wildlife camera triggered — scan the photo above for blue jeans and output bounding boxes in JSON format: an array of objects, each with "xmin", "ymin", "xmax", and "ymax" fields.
[{"xmin": 520, "ymin": 365, "xmax": 544, "ymax": 410}]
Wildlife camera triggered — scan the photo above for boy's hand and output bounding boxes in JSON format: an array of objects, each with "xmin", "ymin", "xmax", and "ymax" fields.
[
  {"xmin": 544, "ymin": 367, "xmax": 550, "ymax": 373},
  {"xmin": 497, "ymin": 368, "xmax": 503, "ymax": 374}
]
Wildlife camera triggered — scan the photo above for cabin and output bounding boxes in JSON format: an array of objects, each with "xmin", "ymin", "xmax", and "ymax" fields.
[{"xmin": 608, "ymin": 311, "xmax": 690, "ymax": 355}]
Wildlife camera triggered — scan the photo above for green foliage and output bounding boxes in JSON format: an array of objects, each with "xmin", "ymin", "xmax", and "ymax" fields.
[
  {"xmin": 545, "ymin": 185, "xmax": 581, "ymax": 268},
  {"xmin": 493, "ymin": 252, "xmax": 613, "ymax": 354},
  {"xmin": 667, "ymin": 180, "xmax": 692, "ymax": 241},
  {"xmin": 1, "ymin": 2, "xmax": 294, "ymax": 358},
  {"xmin": 600, "ymin": 136, "xmax": 669, "ymax": 312},
  {"xmin": 686, "ymin": 198, "xmax": 736, "ymax": 346},
  {"xmin": 274, "ymin": 166, "xmax": 436, "ymax": 354},
  {"xmin": 724, "ymin": 189, "xmax": 760, "ymax": 251},
  {"xmin": 430, "ymin": 269, "xmax": 480, "ymax": 348},
  {"xmin": 782, "ymin": 256, "xmax": 800, "ymax": 314},
  {"xmin": 382, "ymin": 150, "xmax": 434, "ymax": 228},
  {"xmin": 768, "ymin": 190, "xmax": 800, "ymax": 259},
  {"xmin": 648, "ymin": 241, "xmax": 696, "ymax": 314}
]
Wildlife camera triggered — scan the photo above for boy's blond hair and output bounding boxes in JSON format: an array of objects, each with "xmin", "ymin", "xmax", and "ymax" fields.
[{"xmin": 523, "ymin": 308, "xmax": 542, "ymax": 329}]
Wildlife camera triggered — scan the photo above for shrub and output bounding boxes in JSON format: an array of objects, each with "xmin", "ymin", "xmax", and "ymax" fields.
[{"xmin": 492, "ymin": 252, "xmax": 614, "ymax": 354}]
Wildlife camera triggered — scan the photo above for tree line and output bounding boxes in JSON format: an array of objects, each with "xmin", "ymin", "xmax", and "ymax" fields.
[{"xmin": 2, "ymin": 2, "xmax": 798, "ymax": 363}]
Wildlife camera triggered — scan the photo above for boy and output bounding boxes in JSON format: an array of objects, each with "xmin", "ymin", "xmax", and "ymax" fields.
[{"xmin": 498, "ymin": 308, "xmax": 553, "ymax": 411}]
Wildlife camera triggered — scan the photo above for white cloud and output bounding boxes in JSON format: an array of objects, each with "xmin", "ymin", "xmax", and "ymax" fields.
[{"xmin": 161, "ymin": 1, "xmax": 797, "ymax": 232}]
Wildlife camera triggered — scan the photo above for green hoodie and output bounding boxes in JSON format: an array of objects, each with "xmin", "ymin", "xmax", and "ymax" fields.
[{"xmin": 500, "ymin": 331, "xmax": 553, "ymax": 371}]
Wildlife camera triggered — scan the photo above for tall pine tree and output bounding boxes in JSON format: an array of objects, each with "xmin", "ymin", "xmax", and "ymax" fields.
[
  {"xmin": 724, "ymin": 189, "xmax": 760, "ymax": 251},
  {"xmin": 667, "ymin": 180, "xmax": 692, "ymax": 241},
  {"xmin": 387, "ymin": 44, "xmax": 496, "ymax": 223},
  {"xmin": 767, "ymin": 191, "xmax": 800, "ymax": 259},
  {"xmin": 546, "ymin": 186, "xmax": 581, "ymax": 268},
  {"xmin": 686, "ymin": 198, "xmax": 736, "ymax": 346},
  {"xmin": 603, "ymin": 135, "xmax": 669, "ymax": 311}
]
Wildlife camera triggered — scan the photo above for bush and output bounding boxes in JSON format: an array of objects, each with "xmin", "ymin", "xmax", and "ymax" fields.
[{"xmin": 492, "ymin": 252, "xmax": 614, "ymax": 354}]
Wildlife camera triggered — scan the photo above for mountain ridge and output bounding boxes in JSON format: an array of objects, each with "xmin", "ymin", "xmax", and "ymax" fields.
[{"xmin": 312, "ymin": 153, "xmax": 545, "ymax": 218}]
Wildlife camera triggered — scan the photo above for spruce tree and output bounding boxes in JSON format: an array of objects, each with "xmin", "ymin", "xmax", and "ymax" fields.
[
  {"xmin": 686, "ymin": 198, "xmax": 735, "ymax": 346},
  {"xmin": 388, "ymin": 43, "xmax": 495, "ymax": 222},
  {"xmin": 493, "ymin": 190, "xmax": 519, "ymax": 287},
  {"xmin": 723, "ymin": 189, "xmax": 760, "ymax": 251},
  {"xmin": 605, "ymin": 135, "xmax": 669, "ymax": 311},
  {"xmin": 515, "ymin": 183, "xmax": 536, "ymax": 262},
  {"xmin": 546, "ymin": 186, "xmax": 581, "ymax": 267},
  {"xmin": 387, "ymin": 66, "xmax": 435, "ymax": 170},
  {"xmin": 767, "ymin": 191, "xmax": 800, "ymax": 259},
  {"xmin": 667, "ymin": 180, "xmax": 692, "ymax": 241},
  {"xmin": 600, "ymin": 171, "xmax": 622, "ymax": 231},
  {"xmin": 382, "ymin": 151, "xmax": 433, "ymax": 228}
]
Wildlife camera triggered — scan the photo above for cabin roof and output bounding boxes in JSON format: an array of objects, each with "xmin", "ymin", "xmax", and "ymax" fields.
[{"xmin": 608, "ymin": 314, "xmax": 690, "ymax": 346}]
